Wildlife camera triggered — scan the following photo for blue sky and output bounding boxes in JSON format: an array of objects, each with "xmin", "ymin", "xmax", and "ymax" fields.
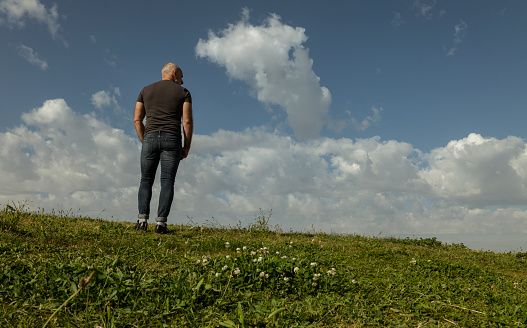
[{"xmin": 1, "ymin": 0, "xmax": 526, "ymax": 251}]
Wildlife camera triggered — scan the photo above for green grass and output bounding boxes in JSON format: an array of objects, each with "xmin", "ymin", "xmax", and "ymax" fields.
[{"xmin": 1, "ymin": 205, "xmax": 526, "ymax": 327}]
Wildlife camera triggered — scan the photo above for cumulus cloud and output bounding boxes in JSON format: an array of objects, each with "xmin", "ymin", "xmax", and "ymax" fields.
[
  {"xmin": 2, "ymin": 100, "xmax": 527, "ymax": 237},
  {"xmin": 195, "ymin": 8, "xmax": 331, "ymax": 140},
  {"xmin": 0, "ymin": 0, "xmax": 65, "ymax": 43},
  {"xmin": 16, "ymin": 43, "xmax": 47, "ymax": 70}
]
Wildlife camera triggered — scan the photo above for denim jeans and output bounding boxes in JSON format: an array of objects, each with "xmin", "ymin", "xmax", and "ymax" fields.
[{"xmin": 138, "ymin": 131, "xmax": 182, "ymax": 222}]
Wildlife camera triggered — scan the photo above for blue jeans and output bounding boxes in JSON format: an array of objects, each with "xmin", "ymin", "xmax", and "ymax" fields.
[{"xmin": 138, "ymin": 131, "xmax": 182, "ymax": 222}]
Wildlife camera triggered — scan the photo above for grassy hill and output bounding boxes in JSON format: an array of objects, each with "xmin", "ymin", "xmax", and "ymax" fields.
[{"xmin": 1, "ymin": 204, "xmax": 526, "ymax": 327}]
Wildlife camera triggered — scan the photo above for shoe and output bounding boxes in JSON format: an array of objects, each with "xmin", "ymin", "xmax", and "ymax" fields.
[
  {"xmin": 135, "ymin": 220, "xmax": 148, "ymax": 232},
  {"xmin": 154, "ymin": 224, "xmax": 171, "ymax": 234}
]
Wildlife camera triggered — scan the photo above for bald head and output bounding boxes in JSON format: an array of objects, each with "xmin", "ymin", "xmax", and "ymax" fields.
[{"xmin": 162, "ymin": 63, "xmax": 180, "ymax": 78}]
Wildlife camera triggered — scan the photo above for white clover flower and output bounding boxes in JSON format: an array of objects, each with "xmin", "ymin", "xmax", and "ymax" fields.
[
  {"xmin": 281, "ymin": 256, "xmax": 287, "ymax": 259},
  {"xmin": 202, "ymin": 255, "xmax": 207, "ymax": 259},
  {"xmin": 313, "ymin": 273, "xmax": 321, "ymax": 281},
  {"xmin": 215, "ymin": 272, "xmax": 221, "ymax": 277},
  {"xmin": 253, "ymin": 259, "xmax": 257, "ymax": 263},
  {"xmin": 256, "ymin": 268, "xmax": 261, "ymax": 272},
  {"xmin": 276, "ymin": 251, "xmax": 280, "ymax": 255},
  {"xmin": 259, "ymin": 271, "xmax": 265, "ymax": 278},
  {"xmin": 251, "ymin": 251, "xmax": 256, "ymax": 256},
  {"xmin": 225, "ymin": 242, "xmax": 230, "ymax": 248},
  {"xmin": 312, "ymin": 282, "xmax": 317, "ymax": 287},
  {"xmin": 196, "ymin": 260, "xmax": 201, "ymax": 264},
  {"xmin": 243, "ymin": 246, "xmax": 247, "ymax": 250},
  {"xmin": 294, "ymin": 267, "xmax": 300, "ymax": 273},
  {"xmin": 202, "ymin": 259, "xmax": 208, "ymax": 266},
  {"xmin": 228, "ymin": 274, "xmax": 233, "ymax": 279},
  {"xmin": 284, "ymin": 277, "xmax": 289, "ymax": 282},
  {"xmin": 290, "ymin": 241, "xmax": 293, "ymax": 244},
  {"xmin": 236, "ymin": 248, "xmax": 241, "ymax": 252},
  {"xmin": 410, "ymin": 258, "xmax": 417, "ymax": 265},
  {"xmin": 310, "ymin": 262, "xmax": 317, "ymax": 267},
  {"xmin": 265, "ymin": 274, "xmax": 269, "ymax": 279},
  {"xmin": 234, "ymin": 268, "xmax": 241, "ymax": 275},
  {"xmin": 292, "ymin": 258, "xmax": 296, "ymax": 261},
  {"xmin": 263, "ymin": 247, "xmax": 268, "ymax": 250},
  {"xmin": 226, "ymin": 255, "xmax": 230, "ymax": 259},
  {"xmin": 352, "ymin": 279, "xmax": 357, "ymax": 284},
  {"xmin": 258, "ymin": 257, "xmax": 263, "ymax": 263},
  {"xmin": 222, "ymin": 265, "xmax": 228, "ymax": 271}
]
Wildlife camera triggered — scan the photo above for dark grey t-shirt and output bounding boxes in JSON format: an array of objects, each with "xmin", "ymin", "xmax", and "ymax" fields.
[{"xmin": 137, "ymin": 80, "xmax": 192, "ymax": 138}]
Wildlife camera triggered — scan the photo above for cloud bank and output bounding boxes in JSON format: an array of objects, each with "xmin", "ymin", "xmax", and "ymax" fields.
[
  {"xmin": 2, "ymin": 99, "xmax": 527, "ymax": 236},
  {"xmin": 196, "ymin": 9, "xmax": 331, "ymax": 141}
]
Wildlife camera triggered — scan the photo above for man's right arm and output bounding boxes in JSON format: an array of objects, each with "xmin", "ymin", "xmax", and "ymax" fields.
[
  {"xmin": 181, "ymin": 101, "xmax": 193, "ymax": 159},
  {"xmin": 134, "ymin": 102, "xmax": 146, "ymax": 143}
]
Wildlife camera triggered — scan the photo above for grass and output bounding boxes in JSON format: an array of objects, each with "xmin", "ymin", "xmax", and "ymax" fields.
[{"xmin": 1, "ymin": 205, "xmax": 526, "ymax": 327}]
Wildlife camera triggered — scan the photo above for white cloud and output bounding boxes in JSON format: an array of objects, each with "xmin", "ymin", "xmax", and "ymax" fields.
[
  {"xmin": 453, "ymin": 19, "xmax": 468, "ymax": 44},
  {"xmin": 16, "ymin": 43, "xmax": 47, "ymax": 70},
  {"xmin": 412, "ymin": 0, "xmax": 436, "ymax": 20},
  {"xmin": 0, "ymin": 0, "xmax": 65, "ymax": 43},
  {"xmin": 196, "ymin": 8, "xmax": 331, "ymax": 141},
  {"xmin": 2, "ymin": 100, "xmax": 527, "ymax": 238},
  {"xmin": 91, "ymin": 87, "xmax": 125, "ymax": 117},
  {"xmin": 391, "ymin": 11, "xmax": 405, "ymax": 27},
  {"xmin": 446, "ymin": 20, "xmax": 467, "ymax": 56}
]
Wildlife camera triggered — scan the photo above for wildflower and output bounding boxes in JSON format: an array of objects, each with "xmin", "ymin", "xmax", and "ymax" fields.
[
  {"xmin": 310, "ymin": 262, "xmax": 317, "ymax": 267},
  {"xmin": 284, "ymin": 277, "xmax": 289, "ymax": 282},
  {"xmin": 251, "ymin": 251, "xmax": 257, "ymax": 256},
  {"xmin": 263, "ymin": 247, "xmax": 268, "ymax": 250},
  {"xmin": 222, "ymin": 265, "xmax": 229, "ymax": 271},
  {"xmin": 236, "ymin": 248, "xmax": 241, "ymax": 252},
  {"xmin": 228, "ymin": 274, "xmax": 233, "ymax": 279},
  {"xmin": 192, "ymin": 287, "xmax": 197, "ymax": 291},
  {"xmin": 312, "ymin": 282, "xmax": 318, "ymax": 287},
  {"xmin": 202, "ymin": 255, "xmax": 208, "ymax": 259},
  {"xmin": 294, "ymin": 267, "xmax": 300, "ymax": 274},
  {"xmin": 202, "ymin": 259, "xmax": 208, "ymax": 266},
  {"xmin": 225, "ymin": 242, "xmax": 230, "ymax": 248},
  {"xmin": 243, "ymin": 246, "xmax": 247, "ymax": 250},
  {"xmin": 253, "ymin": 259, "xmax": 257, "ymax": 263},
  {"xmin": 327, "ymin": 268, "xmax": 337, "ymax": 276},
  {"xmin": 258, "ymin": 257, "xmax": 263, "ymax": 262},
  {"xmin": 196, "ymin": 259, "xmax": 201, "ymax": 264},
  {"xmin": 276, "ymin": 251, "xmax": 280, "ymax": 255},
  {"xmin": 313, "ymin": 273, "xmax": 321, "ymax": 281},
  {"xmin": 256, "ymin": 268, "xmax": 261, "ymax": 272},
  {"xmin": 292, "ymin": 258, "xmax": 297, "ymax": 261},
  {"xmin": 352, "ymin": 279, "xmax": 357, "ymax": 284},
  {"xmin": 226, "ymin": 255, "xmax": 230, "ymax": 259},
  {"xmin": 215, "ymin": 272, "xmax": 221, "ymax": 278},
  {"xmin": 265, "ymin": 274, "xmax": 269, "ymax": 279},
  {"xmin": 281, "ymin": 256, "xmax": 288, "ymax": 259},
  {"xmin": 410, "ymin": 258, "xmax": 417, "ymax": 265},
  {"xmin": 259, "ymin": 271, "xmax": 265, "ymax": 278},
  {"xmin": 234, "ymin": 268, "xmax": 241, "ymax": 275}
]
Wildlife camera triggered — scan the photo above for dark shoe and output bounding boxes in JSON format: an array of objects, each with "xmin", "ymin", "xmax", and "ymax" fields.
[
  {"xmin": 154, "ymin": 224, "xmax": 171, "ymax": 234},
  {"xmin": 135, "ymin": 220, "xmax": 148, "ymax": 232}
]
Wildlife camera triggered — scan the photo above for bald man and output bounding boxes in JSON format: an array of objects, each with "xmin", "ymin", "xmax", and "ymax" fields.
[{"xmin": 133, "ymin": 63, "xmax": 193, "ymax": 234}]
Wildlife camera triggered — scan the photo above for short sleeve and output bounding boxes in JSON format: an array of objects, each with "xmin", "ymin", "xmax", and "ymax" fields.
[
  {"xmin": 184, "ymin": 89, "xmax": 192, "ymax": 103},
  {"xmin": 136, "ymin": 89, "xmax": 144, "ymax": 103}
]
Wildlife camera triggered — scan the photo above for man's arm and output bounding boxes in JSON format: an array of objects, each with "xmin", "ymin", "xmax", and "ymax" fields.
[
  {"xmin": 181, "ymin": 101, "xmax": 193, "ymax": 159},
  {"xmin": 134, "ymin": 102, "xmax": 146, "ymax": 143}
]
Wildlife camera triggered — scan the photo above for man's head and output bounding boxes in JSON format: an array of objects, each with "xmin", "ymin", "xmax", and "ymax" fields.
[{"xmin": 161, "ymin": 63, "xmax": 184, "ymax": 85}]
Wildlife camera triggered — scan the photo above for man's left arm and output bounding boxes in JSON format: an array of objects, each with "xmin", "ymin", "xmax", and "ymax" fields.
[{"xmin": 134, "ymin": 102, "xmax": 146, "ymax": 143}]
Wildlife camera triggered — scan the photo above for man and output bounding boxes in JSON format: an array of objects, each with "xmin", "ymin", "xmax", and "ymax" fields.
[{"xmin": 133, "ymin": 63, "xmax": 193, "ymax": 234}]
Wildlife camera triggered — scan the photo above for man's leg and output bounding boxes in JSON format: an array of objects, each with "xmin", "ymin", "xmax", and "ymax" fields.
[
  {"xmin": 137, "ymin": 134, "xmax": 160, "ymax": 231},
  {"xmin": 155, "ymin": 133, "xmax": 181, "ymax": 234}
]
